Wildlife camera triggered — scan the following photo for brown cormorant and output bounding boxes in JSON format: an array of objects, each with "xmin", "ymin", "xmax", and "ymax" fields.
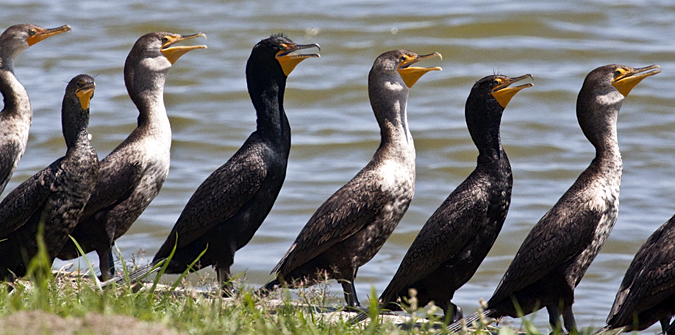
[
  {"xmin": 600, "ymin": 214, "xmax": 675, "ymax": 334},
  {"xmin": 106, "ymin": 35, "xmax": 319, "ymax": 290},
  {"xmin": 447, "ymin": 64, "xmax": 661, "ymax": 333},
  {"xmin": 262, "ymin": 49, "xmax": 442, "ymax": 307},
  {"xmin": 376, "ymin": 74, "xmax": 532, "ymax": 322},
  {"xmin": 56, "ymin": 32, "xmax": 206, "ymax": 280},
  {"xmin": 0, "ymin": 74, "xmax": 98, "ymax": 279},
  {"xmin": 0, "ymin": 24, "xmax": 71, "ymax": 195}
]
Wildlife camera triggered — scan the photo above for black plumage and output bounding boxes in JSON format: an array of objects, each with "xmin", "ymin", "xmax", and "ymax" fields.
[
  {"xmin": 601, "ymin": 214, "xmax": 675, "ymax": 334},
  {"xmin": 378, "ymin": 74, "xmax": 532, "ymax": 321},
  {"xmin": 57, "ymin": 32, "xmax": 206, "ymax": 280},
  {"xmin": 108, "ymin": 35, "xmax": 319, "ymax": 290},
  {"xmin": 0, "ymin": 74, "xmax": 98, "ymax": 279},
  {"xmin": 447, "ymin": 64, "xmax": 661, "ymax": 333},
  {"xmin": 263, "ymin": 50, "xmax": 441, "ymax": 307},
  {"xmin": 0, "ymin": 24, "xmax": 71, "ymax": 195}
]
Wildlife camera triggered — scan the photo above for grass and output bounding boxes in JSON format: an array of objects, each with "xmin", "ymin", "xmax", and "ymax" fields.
[{"xmin": 0, "ymin": 237, "xmax": 558, "ymax": 335}]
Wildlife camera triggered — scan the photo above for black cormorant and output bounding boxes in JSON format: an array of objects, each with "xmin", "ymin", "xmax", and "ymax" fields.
[
  {"xmin": 377, "ymin": 74, "xmax": 532, "ymax": 322},
  {"xmin": 0, "ymin": 24, "xmax": 71, "ymax": 195},
  {"xmin": 600, "ymin": 214, "xmax": 675, "ymax": 334},
  {"xmin": 447, "ymin": 64, "xmax": 661, "ymax": 333},
  {"xmin": 107, "ymin": 35, "xmax": 319, "ymax": 290},
  {"xmin": 56, "ymin": 32, "xmax": 206, "ymax": 280},
  {"xmin": 262, "ymin": 49, "xmax": 442, "ymax": 307},
  {"xmin": 0, "ymin": 74, "xmax": 98, "ymax": 279}
]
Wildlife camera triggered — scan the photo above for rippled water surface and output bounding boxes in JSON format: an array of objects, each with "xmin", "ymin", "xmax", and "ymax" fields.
[{"xmin": 3, "ymin": 0, "xmax": 675, "ymax": 331}]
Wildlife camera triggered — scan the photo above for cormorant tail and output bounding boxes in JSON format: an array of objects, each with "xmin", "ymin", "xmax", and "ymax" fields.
[
  {"xmin": 101, "ymin": 262, "xmax": 159, "ymax": 288},
  {"xmin": 446, "ymin": 309, "xmax": 493, "ymax": 333}
]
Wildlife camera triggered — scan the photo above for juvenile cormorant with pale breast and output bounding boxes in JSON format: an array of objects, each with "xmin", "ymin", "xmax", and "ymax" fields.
[
  {"xmin": 0, "ymin": 24, "xmax": 71, "ymax": 195},
  {"xmin": 376, "ymin": 74, "xmax": 532, "ymax": 322},
  {"xmin": 0, "ymin": 74, "xmax": 98, "ymax": 279},
  {"xmin": 600, "ymin": 214, "xmax": 675, "ymax": 334},
  {"xmin": 262, "ymin": 49, "xmax": 442, "ymax": 307},
  {"xmin": 107, "ymin": 35, "xmax": 319, "ymax": 290},
  {"xmin": 448, "ymin": 64, "xmax": 661, "ymax": 333},
  {"xmin": 56, "ymin": 32, "xmax": 206, "ymax": 280}
]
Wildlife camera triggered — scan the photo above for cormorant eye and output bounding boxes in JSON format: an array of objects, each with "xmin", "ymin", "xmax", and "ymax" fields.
[
  {"xmin": 161, "ymin": 37, "xmax": 169, "ymax": 44},
  {"xmin": 492, "ymin": 79, "xmax": 501, "ymax": 86},
  {"xmin": 400, "ymin": 55, "xmax": 407, "ymax": 62},
  {"xmin": 614, "ymin": 69, "xmax": 623, "ymax": 77},
  {"xmin": 28, "ymin": 29, "xmax": 36, "ymax": 36},
  {"xmin": 278, "ymin": 43, "xmax": 287, "ymax": 51}
]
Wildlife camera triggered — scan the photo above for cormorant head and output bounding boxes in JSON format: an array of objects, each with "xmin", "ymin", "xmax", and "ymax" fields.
[
  {"xmin": 68, "ymin": 74, "xmax": 96, "ymax": 111},
  {"xmin": 473, "ymin": 74, "xmax": 534, "ymax": 109},
  {"xmin": 250, "ymin": 34, "xmax": 320, "ymax": 77},
  {"xmin": 577, "ymin": 64, "xmax": 660, "ymax": 146},
  {"xmin": 370, "ymin": 50, "xmax": 442, "ymax": 90},
  {"xmin": 124, "ymin": 32, "xmax": 206, "ymax": 98},
  {"xmin": 0, "ymin": 24, "xmax": 70, "ymax": 68},
  {"xmin": 466, "ymin": 74, "xmax": 532, "ymax": 145},
  {"xmin": 128, "ymin": 32, "xmax": 207, "ymax": 68},
  {"xmin": 581, "ymin": 64, "xmax": 660, "ymax": 103}
]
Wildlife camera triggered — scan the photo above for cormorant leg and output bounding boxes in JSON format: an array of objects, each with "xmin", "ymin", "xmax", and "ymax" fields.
[
  {"xmin": 259, "ymin": 279, "xmax": 280, "ymax": 297},
  {"xmin": 561, "ymin": 305, "xmax": 577, "ymax": 334},
  {"xmin": 97, "ymin": 248, "xmax": 114, "ymax": 281},
  {"xmin": 661, "ymin": 317, "xmax": 675, "ymax": 335},
  {"xmin": 216, "ymin": 265, "xmax": 233, "ymax": 296},
  {"xmin": 341, "ymin": 280, "xmax": 361, "ymax": 307},
  {"xmin": 450, "ymin": 303, "xmax": 463, "ymax": 323},
  {"xmin": 546, "ymin": 305, "xmax": 562, "ymax": 332}
]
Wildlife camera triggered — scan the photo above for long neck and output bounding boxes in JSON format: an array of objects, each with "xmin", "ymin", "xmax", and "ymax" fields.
[
  {"xmin": 247, "ymin": 66, "xmax": 290, "ymax": 143},
  {"xmin": 0, "ymin": 66, "xmax": 31, "ymax": 121},
  {"xmin": 61, "ymin": 99, "xmax": 91, "ymax": 151},
  {"xmin": 125, "ymin": 63, "xmax": 170, "ymax": 132},
  {"xmin": 468, "ymin": 113, "xmax": 504, "ymax": 165},
  {"xmin": 578, "ymin": 93, "xmax": 622, "ymax": 168},
  {"xmin": 369, "ymin": 80, "xmax": 414, "ymax": 160}
]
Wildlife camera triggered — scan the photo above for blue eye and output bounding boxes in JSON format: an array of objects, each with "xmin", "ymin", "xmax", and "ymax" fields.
[{"xmin": 29, "ymin": 29, "xmax": 36, "ymax": 36}]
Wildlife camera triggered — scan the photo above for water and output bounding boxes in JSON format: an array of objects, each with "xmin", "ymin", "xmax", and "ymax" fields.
[{"xmin": 2, "ymin": 0, "xmax": 675, "ymax": 331}]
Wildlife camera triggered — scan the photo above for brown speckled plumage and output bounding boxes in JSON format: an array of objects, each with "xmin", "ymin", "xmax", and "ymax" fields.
[
  {"xmin": 57, "ymin": 32, "xmax": 204, "ymax": 280},
  {"xmin": 448, "ymin": 64, "xmax": 659, "ymax": 333},
  {"xmin": 0, "ymin": 24, "xmax": 70, "ymax": 195},
  {"xmin": 0, "ymin": 74, "xmax": 98, "ymax": 279},
  {"xmin": 603, "ymin": 215, "xmax": 675, "ymax": 333},
  {"xmin": 264, "ymin": 50, "xmax": 439, "ymax": 307},
  {"xmin": 107, "ymin": 35, "xmax": 318, "ymax": 290},
  {"xmin": 378, "ymin": 74, "xmax": 531, "ymax": 321}
]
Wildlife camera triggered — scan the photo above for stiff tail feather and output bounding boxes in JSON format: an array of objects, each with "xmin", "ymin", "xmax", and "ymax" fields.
[
  {"xmin": 592, "ymin": 325, "xmax": 627, "ymax": 335},
  {"xmin": 347, "ymin": 309, "xmax": 370, "ymax": 324},
  {"xmin": 100, "ymin": 262, "xmax": 160, "ymax": 288},
  {"xmin": 446, "ymin": 309, "xmax": 493, "ymax": 333}
]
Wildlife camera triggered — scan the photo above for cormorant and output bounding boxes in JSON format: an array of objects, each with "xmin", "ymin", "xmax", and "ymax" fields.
[
  {"xmin": 56, "ymin": 32, "xmax": 206, "ymax": 280},
  {"xmin": 106, "ymin": 35, "xmax": 319, "ymax": 290},
  {"xmin": 0, "ymin": 74, "xmax": 98, "ymax": 279},
  {"xmin": 447, "ymin": 64, "xmax": 661, "ymax": 333},
  {"xmin": 262, "ymin": 49, "xmax": 442, "ymax": 307},
  {"xmin": 377, "ymin": 74, "xmax": 533, "ymax": 322},
  {"xmin": 600, "ymin": 214, "xmax": 675, "ymax": 334},
  {"xmin": 0, "ymin": 24, "xmax": 71, "ymax": 195}
]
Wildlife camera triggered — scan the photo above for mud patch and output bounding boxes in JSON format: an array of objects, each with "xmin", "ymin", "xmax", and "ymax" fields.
[{"xmin": 0, "ymin": 310, "xmax": 185, "ymax": 335}]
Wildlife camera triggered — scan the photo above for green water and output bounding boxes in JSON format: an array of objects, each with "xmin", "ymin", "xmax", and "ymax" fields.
[{"xmin": 2, "ymin": 0, "xmax": 675, "ymax": 330}]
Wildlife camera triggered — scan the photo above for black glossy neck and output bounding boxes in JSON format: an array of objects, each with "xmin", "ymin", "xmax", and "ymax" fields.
[
  {"xmin": 61, "ymin": 98, "xmax": 90, "ymax": 150},
  {"xmin": 246, "ymin": 54, "xmax": 289, "ymax": 140},
  {"xmin": 466, "ymin": 93, "xmax": 505, "ymax": 163}
]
